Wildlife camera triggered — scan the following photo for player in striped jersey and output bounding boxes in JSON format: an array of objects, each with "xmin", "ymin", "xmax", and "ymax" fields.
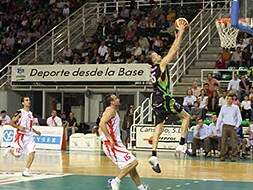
[
  {"xmin": 99, "ymin": 93, "xmax": 147, "ymax": 190},
  {"xmin": 147, "ymin": 22, "xmax": 190, "ymax": 173},
  {"xmin": 3, "ymin": 97, "xmax": 41, "ymax": 177}
]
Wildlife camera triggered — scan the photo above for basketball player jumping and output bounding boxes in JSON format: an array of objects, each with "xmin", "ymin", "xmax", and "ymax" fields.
[
  {"xmin": 147, "ymin": 22, "xmax": 190, "ymax": 173},
  {"xmin": 3, "ymin": 97, "xmax": 41, "ymax": 177},
  {"xmin": 99, "ymin": 93, "xmax": 147, "ymax": 190}
]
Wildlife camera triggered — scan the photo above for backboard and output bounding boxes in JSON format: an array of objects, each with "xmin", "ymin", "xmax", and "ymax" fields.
[{"xmin": 231, "ymin": 0, "xmax": 253, "ymax": 35}]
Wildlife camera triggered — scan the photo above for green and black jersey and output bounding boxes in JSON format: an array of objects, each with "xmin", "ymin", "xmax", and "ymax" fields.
[
  {"xmin": 151, "ymin": 63, "xmax": 182, "ymax": 122},
  {"xmin": 151, "ymin": 62, "xmax": 170, "ymax": 96}
]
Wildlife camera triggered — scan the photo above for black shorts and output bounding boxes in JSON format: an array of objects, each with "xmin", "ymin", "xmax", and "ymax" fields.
[{"xmin": 152, "ymin": 93, "xmax": 183, "ymax": 125}]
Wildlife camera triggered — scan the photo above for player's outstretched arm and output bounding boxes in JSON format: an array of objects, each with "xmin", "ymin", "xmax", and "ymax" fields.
[
  {"xmin": 99, "ymin": 108, "xmax": 116, "ymax": 148},
  {"xmin": 10, "ymin": 111, "xmax": 25, "ymax": 131},
  {"xmin": 160, "ymin": 24, "xmax": 186, "ymax": 72}
]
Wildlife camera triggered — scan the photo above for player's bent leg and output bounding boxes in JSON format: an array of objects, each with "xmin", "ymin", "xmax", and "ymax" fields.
[
  {"xmin": 178, "ymin": 109, "xmax": 190, "ymax": 139},
  {"xmin": 22, "ymin": 151, "xmax": 35, "ymax": 177},
  {"xmin": 109, "ymin": 160, "xmax": 138, "ymax": 190},
  {"xmin": 152, "ymin": 123, "xmax": 164, "ymax": 151},
  {"xmin": 117, "ymin": 159, "xmax": 138, "ymax": 179},
  {"xmin": 3, "ymin": 146, "xmax": 21, "ymax": 158},
  {"xmin": 129, "ymin": 168, "xmax": 148, "ymax": 190},
  {"xmin": 148, "ymin": 123, "xmax": 163, "ymax": 173},
  {"xmin": 26, "ymin": 151, "xmax": 35, "ymax": 169},
  {"xmin": 175, "ymin": 109, "xmax": 190, "ymax": 155},
  {"xmin": 23, "ymin": 138, "xmax": 36, "ymax": 177},
  {"xmin": 10, "ymin": 149, "xmax": 21, "ymax": 158}
]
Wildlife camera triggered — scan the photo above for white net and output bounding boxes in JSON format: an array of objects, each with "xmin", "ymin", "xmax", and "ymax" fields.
[{"xmin": 215, "ymin": 19, "xmax": 239, "ymax": 48}]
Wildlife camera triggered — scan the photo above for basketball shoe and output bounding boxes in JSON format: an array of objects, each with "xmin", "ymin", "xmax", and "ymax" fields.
[
  {"xmin": 3, "ymin": 146, "xmax": 12, "ymax": 158},
  {"xmin": 108, "ymin": 178, "xmax": 120, "ymax": 190},
  {"xmin": 140, "ymin": 184, "xmax": 149, "ymax": 190},
  {"xmin": 175, "ymin": 144, "xmax": 187, "ymax": 154},
  {"xmin": 148, "ymin": 156, "xmax": 161, "ymax": 173},
  {"xmin": 22, "ymin": 168, "xmax": 33, "ymax": 177},
  {"xmin": 22, "ymin": 168, "xmax": 32, "ymax": 177}
]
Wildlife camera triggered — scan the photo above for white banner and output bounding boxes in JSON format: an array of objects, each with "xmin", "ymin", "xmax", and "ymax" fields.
[
  {"xmin": 69, "ymin": 133, "xmax": 101, "ymax": 151},
  {"xmin": 11, "ymin": 64, "xmax": 151, "ymax": 82},
  {"xmin": 0, "ymin": 125, "xmax": 63, "ymax": 150},
  {"xmin": 135, "ymin": 126, "xmax": 181, "ymax": 150}
]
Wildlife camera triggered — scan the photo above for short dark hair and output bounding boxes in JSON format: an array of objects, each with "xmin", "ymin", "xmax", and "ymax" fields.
[
  {"xmin": 21, "ymin": 96, "xmax": 29, "ymax": 104},
  {"xmin": 228, "ymin": 94, "xmax": 234, "ymax": 98},
  {"xmin": 204, "ymin": 83, "xmax": 209, "ymax": 86},
  {"xmin": 104, "ymin": 93, "xmax": 115, "ymax": 107},
  {"xmin": 197, "ymin": 117, "xmax": 203, "ymax": 122},
  {"xmin": 1, "ymin": 110, "xmax": 6, "ymax": 114}
]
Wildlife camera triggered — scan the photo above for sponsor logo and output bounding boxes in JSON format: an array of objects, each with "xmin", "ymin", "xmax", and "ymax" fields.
[
  {"xmin": 16, "ymin": 67, "xmax": 26, "ymax": 81},
  {"xmin": 143, "ymin": 136, "xmax": 153, "ymax": 145},
  {"xmin": 3, "ymin": 130, "xmax": 14, "ymax": 142},
  {"xmin": 143, "ymin": 136, "xmax": 177, "ymax": 145},
  {"xmin": 34, "ymin": 136, "xmax": 61, "ymax": 144}
]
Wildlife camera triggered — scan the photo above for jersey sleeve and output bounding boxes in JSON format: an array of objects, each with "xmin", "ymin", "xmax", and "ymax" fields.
[{"xmin": 13, "ymin": 110, "xmax": 22, "ymax": 117}]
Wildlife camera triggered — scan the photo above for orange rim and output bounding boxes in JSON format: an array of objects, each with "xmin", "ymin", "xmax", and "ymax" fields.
[
  {"xmin": 215, "ymin": 18, "xmax": 231, "ymax": 24},
  {"xmin": 215, "ymin": 18, "xmax": 248, "ymax": 24}
]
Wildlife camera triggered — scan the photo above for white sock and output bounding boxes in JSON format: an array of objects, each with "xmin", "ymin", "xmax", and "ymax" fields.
[
  {"xmin": 137, "ymin": 184, "xmax": 145, "ymax": 190},
  {"xmin": 25, "ymin": 168, "xmax": 29, "ymax": 171},
  {"xmin": 115, "ymin": 177, "xmax": 121, "ymax": 183}
]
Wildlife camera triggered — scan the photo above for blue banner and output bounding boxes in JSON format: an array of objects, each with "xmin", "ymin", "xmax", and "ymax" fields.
[{"xmin": 34, "ymin": 136, "xmax": 61, "ymax": 144}]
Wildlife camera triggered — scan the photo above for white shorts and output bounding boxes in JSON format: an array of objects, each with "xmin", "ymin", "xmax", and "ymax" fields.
[
  {"xmin": 103, "ymin": 141, "xmax": 136, "ymax": 169},
  {"xmin": 14, "ymin": 133, "xmax": 36, "ymax": 156},
  {"xmin": 246, "ymin": 138, "xmax": 253, "ymax": 148}
]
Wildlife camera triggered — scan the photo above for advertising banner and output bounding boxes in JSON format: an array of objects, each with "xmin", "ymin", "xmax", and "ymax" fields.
[
  {"xmin": 135, "ymin": 125, "xmax": 181, "ymax": 150},
  {"xmin": 69, "ymin": 133, "xmax": 101, "ymax": 151},
  {"xmin": 11, "ymin": 64, "xmax": 151, "ymax": 82},
  {"xmin": 0, "ymin": 125, "xmax": 63, "ymax": 150}
]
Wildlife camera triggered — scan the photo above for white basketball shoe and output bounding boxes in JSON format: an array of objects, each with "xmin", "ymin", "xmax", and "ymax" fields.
[
  {"xmin": 3, "ymin": 146, "xmax": 12, "ymax": 158},
  {"xmin": 142, "ymin": 184, "xmax": 149, "ymax": 190},
  {"xmin": 22, "ymin": 169, "xmax": 33, "ymax": 177},
  {"xmin": 108, "ymin": 178, "xmax": 120, "ymax": 190},
  {"xmin": 175, "ymin": 144, "xmax": 187, "ymax": 154},
  {"xmin": 148, "ymin": 156, "xmax": 161, "ymax": 173}
]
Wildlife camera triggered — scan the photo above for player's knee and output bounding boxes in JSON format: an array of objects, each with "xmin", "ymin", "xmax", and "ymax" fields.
[
  {"xmin": 28, "ymin": 151, "xmax": 35, "ymax": 156},
  {"xmin": 132, "ymin": 159, "xmax": 138, "ymax": 167},
  {"xmin": 185, "ymin": 111, "xmax": 191, "ymax": 118},
  {"xmin": 185, "ymin": 112, "xmax": 191, "ymax": 121}
]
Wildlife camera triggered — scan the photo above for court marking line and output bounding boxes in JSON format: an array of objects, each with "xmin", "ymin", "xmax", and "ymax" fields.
[
  {"xmin": 0, "ymin": 180, "xmax": 17, "ymax": 184},
  {"xmin": 0, "ymin": 172, "xmax": 71, "ymax": 186}
]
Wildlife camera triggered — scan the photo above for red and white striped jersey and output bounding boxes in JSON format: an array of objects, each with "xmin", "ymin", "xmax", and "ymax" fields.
[
  {"xmin": 17, "ymin": 109, "xmax": 33, "ymax": 136},
  {"xmin": 100, "ymin": 107, "xmax": 121, "ymax": 142}
]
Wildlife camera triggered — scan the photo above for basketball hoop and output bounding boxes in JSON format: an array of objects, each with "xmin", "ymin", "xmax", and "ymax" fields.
[{"xmin": 215, "ymin": 18, "xmax": 239, "ymax": 49}]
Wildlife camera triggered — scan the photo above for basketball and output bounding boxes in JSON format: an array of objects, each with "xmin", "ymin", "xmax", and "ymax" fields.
[{"xmin": 174, "ymin": 17, "xmax": 189, "ymax": 30}]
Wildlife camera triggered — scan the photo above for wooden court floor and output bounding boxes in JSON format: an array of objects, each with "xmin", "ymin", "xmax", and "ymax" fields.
[{"xmin": 1, "ymin": 149, "xmax": 253, "ymax": 190}]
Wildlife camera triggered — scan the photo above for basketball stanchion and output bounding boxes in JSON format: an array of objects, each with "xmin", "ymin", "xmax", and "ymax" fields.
[{"xmin": 61, "ymin": 127, "xmax": 67, "ymax": 150}]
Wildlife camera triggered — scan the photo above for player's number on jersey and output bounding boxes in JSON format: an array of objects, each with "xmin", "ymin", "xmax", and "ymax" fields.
[
  {"xmin": 124, "ymin": 153, "xmax": 131, "ymax": 161},
  {"xmin": 151, "ymin": 71, "xmax": 156, "ymax": 83}
]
